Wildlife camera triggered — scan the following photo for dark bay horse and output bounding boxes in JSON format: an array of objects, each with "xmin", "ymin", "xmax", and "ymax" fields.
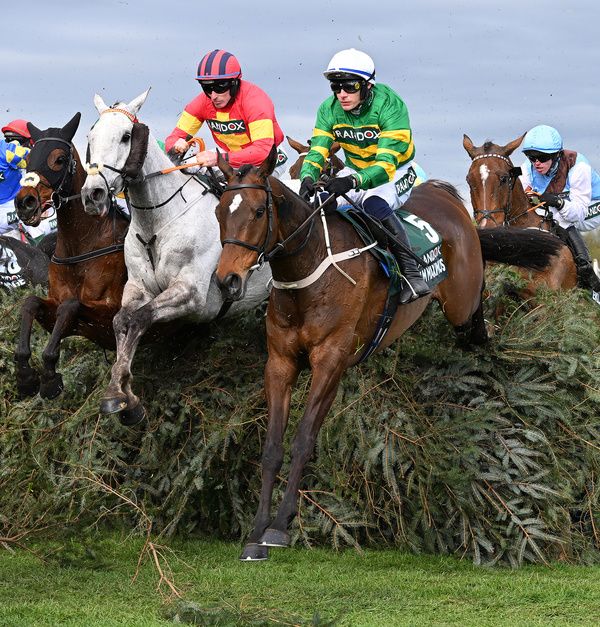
[
  {"xmin": 213, "ymin": 147, "xmax": 564, "ymax": 561},
  {"xmin": 14, "ymin": 113, "xmax": 128, "ymax": 400},
  {"xmin": 463, "ymin": 133, "xmax": 577, "ymax": 294}
]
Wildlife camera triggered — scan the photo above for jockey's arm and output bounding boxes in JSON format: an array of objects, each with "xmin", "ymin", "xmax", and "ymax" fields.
[
  {"xmin": 559, "ymin": 161, "xmax": 592, "ymax": 224},
  {"xmin": 299, "ymin": 103, "xmax": 335, "ymax": 183},
  {"xmin": 165, "ymin": 96, "xmax": 205, "ymax": 153},
  {"xmin": 353, "ymin": 100, "xmax": 414, "ymax": 190}
]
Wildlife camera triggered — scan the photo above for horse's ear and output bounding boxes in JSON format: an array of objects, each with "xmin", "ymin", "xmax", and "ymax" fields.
[
  {"xmin": 286, "ymin": 136, "xmax": 308, "ymax": 154},
  {"xmin": 61, "ymin": 112, "xmax": 81, "ymax": 142},
  {"xmin": 257, "ymin": 144, "xmax": 278, "ymax": 180},
  {"xmin": 128, "ymin": 88, "xmax": 151, "ymax": 117},
  {"xmin": 27, "ymin": 122, "xmax": 43, "ymax": 144},
  {"xmin": 94, "ymin": 94, "xmax": 109, "ymax": 115},
  {"xmin": 505, "ymin": 133, "xmax": 526, "ymax": 157},
  {"xmin": 330, "ymin": 142, "xmax": 341, "ymax": 155},
  {"xmin": 216, "ymin": 150, "xmax": 234, "ymax": 179},
  {"xmin": 463, "ymin": 134, "xmax": 477, "ymax": 159}
]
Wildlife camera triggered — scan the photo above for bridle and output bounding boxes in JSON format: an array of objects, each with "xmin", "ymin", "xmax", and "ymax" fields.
[
  {"xmin": 21, "ymin": 136, "xmax": 79, "ymax": 212},
  {"xmin": 86, "ymin": 109, "xmax": 212, "ymax": 212},
  {"xmin": 220, "ymin": 180, "xmax": 317, "ymax": 269},
  {"xmin": 470, "ymin": 153, "xmax": 522, "ymax": 226}
]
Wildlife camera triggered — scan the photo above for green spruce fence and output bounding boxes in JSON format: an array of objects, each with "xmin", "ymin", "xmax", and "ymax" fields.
[{"xmin": 1, "ymin": 268, "xmax": 599, "ymax": 566}]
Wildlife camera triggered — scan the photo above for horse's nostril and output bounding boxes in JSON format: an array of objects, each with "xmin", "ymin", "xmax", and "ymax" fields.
[
  {"xmin": 17, "ymin": 194, "xmax": 38, "ymax": 214},
  {"xmin": 24, "ymin": 195, "xmax": 38, "ymax": 211},
  {"xmin": 91, "ymin": 187, "xmax": 106, "ymax": 203},
  {"xmin": 220, "ymin": 272, "xmax": 244, "ymax": 299}
]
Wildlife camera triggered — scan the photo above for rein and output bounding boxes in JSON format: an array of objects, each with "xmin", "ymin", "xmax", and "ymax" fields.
[
  {"xmin": 221, "ymin": 181, "xmax": 377, "ymax": 289},
  {"xmin": 22, "ymin": 135, "xmax": 126, "ymax": 266},
  {"xmin": 51, "ymin": 198, "xmax": 126, "ymax": 266},
  {"xmin": 221, "ymin": 181, "xmax": 324, "ymax": 266}
]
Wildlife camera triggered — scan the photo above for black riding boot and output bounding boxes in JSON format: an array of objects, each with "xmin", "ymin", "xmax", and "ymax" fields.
[
  {"xmin": 381, "ymin": 213, "xmax": 431, "ymax": 304},
  {"xmin": 565, "ymin": 226, "xmax": 600, "ymax": 292}
]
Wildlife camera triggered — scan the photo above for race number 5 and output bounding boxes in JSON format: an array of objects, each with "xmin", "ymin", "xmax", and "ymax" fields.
[{"xmin": 403, "ymin": 214, "xmax": 440, "ymax": 243}]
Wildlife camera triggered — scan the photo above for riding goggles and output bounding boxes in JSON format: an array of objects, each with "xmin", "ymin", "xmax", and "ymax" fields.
[
  {"xmin": 330, "ymin": 80, "xmax": 363, "ymax": 94},
  {"xmin": 525, "ymin": 151, "xmax": 556, "ymax": 164},
  {"xmin": 199, "ymin": 80, "xmax": 234, "ymax": 95}
]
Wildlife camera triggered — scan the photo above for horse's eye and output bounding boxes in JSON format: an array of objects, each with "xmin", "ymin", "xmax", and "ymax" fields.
[
  {"xmin": 122, "ymin": 132, "xmax": 131, "ymax": 143},
  {"xmin": 499, "ymin": 174, "xmax": 510, "ymax": 184},
  {"xmin": 56, "ymin": 155, "xmax": 67, "ymax": 166},
  {"xmin": 255, "ymin": 205, "xmax": 266, "ymax": 219}
]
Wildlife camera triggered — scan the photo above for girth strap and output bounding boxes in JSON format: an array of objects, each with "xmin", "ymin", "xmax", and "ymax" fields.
[{"xmin": 356, "ymin": 288, "xmax": 402, "ymax": 364}]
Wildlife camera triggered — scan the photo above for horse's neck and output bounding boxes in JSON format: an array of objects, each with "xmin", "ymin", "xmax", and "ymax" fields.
[
  {"xmin": 270, "ymin": 178, "xmax": 332, "ymax": 276},
  {"xmin": 510, "ymin": 181, "xmax": 543, "ymax": 228},
  {"xmin": 55, "ymin": 158, "xmax": 125, "ymax": 253},
  {"xmin": 128, "ymin": 135, "xmax": 201, "ymax": 212},
  {"xmin": 55, "ymin": 160, "xmax": 96, "ymax": 240}
]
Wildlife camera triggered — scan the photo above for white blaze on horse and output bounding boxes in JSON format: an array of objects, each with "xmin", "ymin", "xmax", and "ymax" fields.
[{"xmin": 81, "ymin": 89, "xmax": 271, "ymax": 425}]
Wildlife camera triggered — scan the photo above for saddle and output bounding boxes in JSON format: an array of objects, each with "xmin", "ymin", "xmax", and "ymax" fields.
[{"xmin": 336, "ymin": 205, "xmax": 447, "ymax": 289}]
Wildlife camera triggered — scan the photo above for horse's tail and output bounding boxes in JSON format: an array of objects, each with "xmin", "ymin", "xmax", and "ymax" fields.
[{"xmin": 477, "ymin": 227, "xmax": 565, "ymax": 270}]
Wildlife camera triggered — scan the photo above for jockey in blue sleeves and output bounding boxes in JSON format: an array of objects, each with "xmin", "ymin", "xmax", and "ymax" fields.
[{"xmin": 519, "ymin": 124, "xmax": 600, "ymax": 291}]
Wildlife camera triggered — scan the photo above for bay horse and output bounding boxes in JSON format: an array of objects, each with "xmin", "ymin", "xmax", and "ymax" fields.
[
  {"xmin": 286, "ymin": 136, "xmax": 344, "ymax": 180},
  {"xmin": 14, "ymin": 113, "xmax": 129, "ymax": 401},
  {"xmin": 213, "ymin": 146, "xmax": 564, "ymax": 561},
  {"xmin": 463, "ymin": 133, "xmax": 577, "ymax": 294},
  {"xmin": 80, "ymin": 89, "xmax": 272, "ymax": 425}
]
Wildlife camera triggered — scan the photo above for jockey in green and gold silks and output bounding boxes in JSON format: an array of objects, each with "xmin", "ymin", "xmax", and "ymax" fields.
[
  {"xmin": 300, "ymin": 82, "xmax": 414, "ymax": 190},
  {"xmin": 299, "ymin": 48, "xmax": 429, "ymax": 305}
]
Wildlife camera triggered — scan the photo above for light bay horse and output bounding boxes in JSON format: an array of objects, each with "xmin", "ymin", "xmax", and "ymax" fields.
[{"xmin": 81, "ymin": 90, "xmax": 271, "ymax": 425}]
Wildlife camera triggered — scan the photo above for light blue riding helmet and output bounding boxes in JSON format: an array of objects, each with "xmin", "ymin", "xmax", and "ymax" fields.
[{"xmin": 522, "ymin": 125, "xmax": 563, "ymax": 154}]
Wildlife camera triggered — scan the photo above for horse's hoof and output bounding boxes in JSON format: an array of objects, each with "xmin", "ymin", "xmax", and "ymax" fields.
[
  {"xmin": 239, "ymin": 543, "xmax": 269, "ymax": 561},
  {"xmin": 100, "ymin": 395, "xmax": 129, "ymax": 415},
  {"xmin": 17, "ymin": 373, "xmax": 40, "ymax": 398},
  {"xmin": 259, "ymin": 528, "xmax": 291, "ymax": 548},
  {"xmin": 119, "ymin": 403, "xmax": 146, "ymax": 427},
  {"xmin": 39, "ymin": 373, "xmax": 64, "ymax": 400}
]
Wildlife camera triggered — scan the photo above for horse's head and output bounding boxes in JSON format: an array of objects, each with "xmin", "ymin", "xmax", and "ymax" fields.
[
  {"xmin": 15, "ymin": 113, "xmax": 82, "ymax": 226},
  {"xmin": 82, "ymin": 89, "xmax": 151, "ymax": 217},
  {"xmin": 214, "ymin": 145, "xmax": 279, "ymax": 301},
  {"xmin": 286, "ymin": 135, "xmax": 344, "ymax": 180},
  {"xmin": 463, "ymin": 133, "xmax": 525, "ymax": 228}
]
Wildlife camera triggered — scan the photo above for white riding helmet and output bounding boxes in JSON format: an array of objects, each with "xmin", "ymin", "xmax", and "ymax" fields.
[
  {"xmin": 522, "ymin": 125, "xmax": 563, "ymax": 154},
  {"xmin": 324, "ymin": 48, "xmax": 376, "ymax": 83}
]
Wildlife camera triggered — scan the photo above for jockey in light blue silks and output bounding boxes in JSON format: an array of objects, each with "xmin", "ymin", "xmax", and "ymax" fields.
[{"xmin": 519, "ymin": 124, "xmax": 600, "ymax": 291}]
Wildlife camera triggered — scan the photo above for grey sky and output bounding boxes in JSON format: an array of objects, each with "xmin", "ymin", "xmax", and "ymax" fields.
[{"xmin": 3, "ymin": 0, "xmax": 599, "ymax": 198}]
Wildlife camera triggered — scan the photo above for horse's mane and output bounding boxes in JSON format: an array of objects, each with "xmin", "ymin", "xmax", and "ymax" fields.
[
  {"xmin": 427, "ymin": 179, "xmax": 464, "ymax": 203},
  {"xmin": 237, "ymin": 164, "xmax": 253, "ymax": 178}
]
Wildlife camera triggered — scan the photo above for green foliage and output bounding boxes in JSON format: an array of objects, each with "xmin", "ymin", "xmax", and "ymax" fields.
[{"xmin": 1, "ymin": 269, "xmax": 599, "ymax": 567}]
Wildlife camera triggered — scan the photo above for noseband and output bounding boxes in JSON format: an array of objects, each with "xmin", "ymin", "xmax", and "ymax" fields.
[{"xmin": 470, "ymin": 153, "xmax": 521, "ymax": 226}]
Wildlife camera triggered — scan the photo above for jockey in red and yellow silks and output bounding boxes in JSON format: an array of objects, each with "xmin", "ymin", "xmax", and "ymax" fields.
[{"xmin": 165, "ymin": 49, "xmax": 285, "ymax": 170}]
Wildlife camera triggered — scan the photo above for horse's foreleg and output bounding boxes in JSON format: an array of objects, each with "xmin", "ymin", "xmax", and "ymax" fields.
[
  {"xmin": 14, "ymin": 294, "xmax": 45, "ymax": 397},
  {"xmin": 100, "ymin": 285, "xmax": 149, "ymax": 419},
  {"xmin": 241, "ymin": 352, "xmax": 299, "ymax": 561},
  {"xmin": 39, "ymin": 298, "xmax": 81, "ymax": 399},
  {"xmin": 260, "ymin": 348, "xmax": 348, "ymax": 548},
  {"xmin": 102, "ymin": 281, "xmax": 196, "ymax": 423}
]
